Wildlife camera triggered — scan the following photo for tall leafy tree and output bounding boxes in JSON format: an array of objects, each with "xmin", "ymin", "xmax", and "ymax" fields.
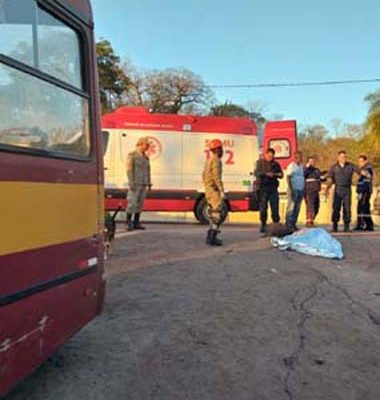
[
  {"xmin": 144, "ymin": 68, "xmax": 212, "ymax": 114},
  {"xmin": 362, "ymin": 89, "xmax": 380, "ymax": 178},
  {"xmin": 96, "ymin": 39, "xmax": 129, "ymax": 113}
]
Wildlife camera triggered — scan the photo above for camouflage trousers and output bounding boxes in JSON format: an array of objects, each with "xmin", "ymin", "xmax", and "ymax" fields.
[
  {"xmin": 205, "ymin": 188, "xmax": 223, "ymax": 229},
  {"xmin": 127, "ymin": 185, "xmax": 147, "ymax": 214}
]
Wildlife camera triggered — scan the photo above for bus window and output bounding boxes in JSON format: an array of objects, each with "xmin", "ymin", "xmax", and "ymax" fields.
[
  {"xmin": 0, "ymin": 0, "xmax": 82, "ymax": 88},
  {"xmin": 38, "ymin": 7, "xmax": 82, "ymax": 88},
  {"xmin": 0, "ymin": 0, "xmax": 90, "ymax": 158},
  {"xmin": 0, "ymin": 0, "xmax": 35, "ymax": 67},
  {"xmin": 0, "ymin": 64, "xmax": 90, "ymax": 157}
]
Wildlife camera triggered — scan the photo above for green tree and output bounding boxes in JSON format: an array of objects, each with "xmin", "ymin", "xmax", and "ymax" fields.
[
  {"xmin": 364, "ymin": 89, "xmax": 380, "ymax": 114},
  {"xmin": 210, "ymin": 101, "xmax": 266, "ymax": 122},
  {"xmin": 210, "ymin": 102, "xmax": 251, "ymax": 118},
  {"xmin": 143, "ymin": 68, "xmax": 212, "ymax": 114},
  {"xmin": 96, "ymin": 39, "xmax": 129, "ymax": 113},
  {"xmin": 363, "ymin": 89, "xmax": 380, "ymax": 182}
]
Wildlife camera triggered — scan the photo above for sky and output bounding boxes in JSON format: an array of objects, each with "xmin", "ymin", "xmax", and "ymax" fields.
[{"xmin": 91, "ymin": 0, "xmax": 380, "ymax": 128}]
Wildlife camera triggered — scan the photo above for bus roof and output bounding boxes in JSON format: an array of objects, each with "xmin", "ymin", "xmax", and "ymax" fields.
[
  {"xmin": 59, "ymin": 0, "xmax": 93, "ymax": 24},
  {"xmin": 102, "ymin": 107, "xmax": 257, "ymax": 136}
]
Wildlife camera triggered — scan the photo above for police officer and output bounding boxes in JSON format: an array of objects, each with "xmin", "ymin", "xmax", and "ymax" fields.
[
  {"xmin": 203, "ymin": 139, "xmax": 224, "ymax": 246},
  {"xmin": 304, "ymin": 156, "xmax": 324, "ymax": 227},
  {"xmin": 325, "ymin": 150, "xmax": 367, "ymax": 232},
  {"xmin": 355, "ymin": 155, "xmax": 374, "ymax": 231},
  {"xmin": 126, "ymin": 137, "xmax": 152, "ymax": 231},
  {"xmin": 254, "ymin": 148, "xmax": 283, "ymax": 233}
]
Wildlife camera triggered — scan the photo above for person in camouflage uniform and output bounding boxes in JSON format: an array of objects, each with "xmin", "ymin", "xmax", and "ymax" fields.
[
  {"xmin": 126, "ymin": 137, "xmax": 152, "ymax": 231},
  {"xmin": 203, "ymin": 139, "xmax": 225, "ymax": 246}
]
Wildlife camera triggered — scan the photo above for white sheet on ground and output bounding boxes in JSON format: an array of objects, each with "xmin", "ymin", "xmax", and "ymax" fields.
[{"xmin": 271, "ymin": 228, "xmax": 344, "ymax": 259}]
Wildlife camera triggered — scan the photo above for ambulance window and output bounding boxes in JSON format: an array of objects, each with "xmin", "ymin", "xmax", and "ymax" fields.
[
  {"xmin": 102, "ymin": 131, "xmax": 109, "ymax": 155},
  {"xmin": 269, "ymin": 139, "xmax": 290, "ymax": 158}
]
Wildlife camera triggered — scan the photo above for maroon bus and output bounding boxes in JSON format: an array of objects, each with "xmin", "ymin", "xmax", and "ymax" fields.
[{"xmin": 0, "ymin": 0, "xmax": 105, "ymax": 395}]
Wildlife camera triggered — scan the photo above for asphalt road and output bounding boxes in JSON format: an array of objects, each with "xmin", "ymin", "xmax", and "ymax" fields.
[{"xmin": 5, "ymin": 224, "xmax": 380, "ymax": 400}]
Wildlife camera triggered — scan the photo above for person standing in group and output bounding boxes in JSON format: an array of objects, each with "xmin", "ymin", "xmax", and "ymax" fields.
[
  {"xmin": 304, "ymin": 155, "xmax": 324, "ymax": 227},
  {"xmin": 126, "ymin": 137, "xmax": 152, "ymax": 231},
  {"xmin": 285, "ymin": 151, "xmax": 305, "ymax": 230},
  {"xmin": 325, "ymin": 150, "xmax": 368, "ymax": 232},
  {"xmin": 203, "ymin": 139, "xmax": 225, "ymax": 246},
  {"xmin": 254, "ymin": 148, "xmax": 283, "ymax": 233},
  {"xmin": 355, "ymin": 155, "xmax": 374, "ymax": 231}
]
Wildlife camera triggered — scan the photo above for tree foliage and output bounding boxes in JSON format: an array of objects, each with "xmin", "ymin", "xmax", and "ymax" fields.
[
  {"xmin": 119, "ymin": 62, "xmax": 213, "ymax": 114},
  {"xmin": 96, "ymin": 39, "xmax": 130, "ymax": 113},
  {"xmin": 210, "ymin": 101, "xmax": 266, "ymax": 123},
  {"xmin": 363, "ymin": 89, "xmax": 380, "ymax": 174},
  {"xmin": 210, "ymin": 102, "xmax": 251, "ymax": 118},
  {"xmin": 143, "ymin": 68, "xmax": 212, "ymax": 114}
]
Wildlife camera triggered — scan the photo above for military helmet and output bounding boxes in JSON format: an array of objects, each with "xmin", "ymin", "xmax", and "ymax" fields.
[{"xmin": 209, "ymin": 139, "xmax": 223, "ymax": 150}]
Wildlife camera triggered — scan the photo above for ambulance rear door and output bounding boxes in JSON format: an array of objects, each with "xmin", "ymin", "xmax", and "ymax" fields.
[{"xmin": 262, "ymin": 120, "xmax": 298, "ymax": 193}]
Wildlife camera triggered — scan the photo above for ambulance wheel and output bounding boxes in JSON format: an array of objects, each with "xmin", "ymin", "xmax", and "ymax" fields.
[{"xmin": 195, "ymin": 197, "xmax": 229, "ymax": 225}]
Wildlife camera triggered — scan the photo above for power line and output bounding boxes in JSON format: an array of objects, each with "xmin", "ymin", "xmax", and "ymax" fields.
[{"xmin": 207, "ymin": 78, "xmax": 380, "ymax": 89}]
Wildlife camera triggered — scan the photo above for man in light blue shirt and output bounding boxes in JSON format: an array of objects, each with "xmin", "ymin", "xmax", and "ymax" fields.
[{"xmin": 286, "ymin": 151, "xmax": 305, "ymax": 229}]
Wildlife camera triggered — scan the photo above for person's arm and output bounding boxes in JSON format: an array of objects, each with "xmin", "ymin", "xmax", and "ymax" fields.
[
  {"xmin": 325, "ymin": 166, "xmax": 334, "ymax": 196},
  {"xmin": 276, "ymin": 163, "xmax": 284, "ymax": 179},
  {"xmin": 212, "ymin": 159, "xmax": 224, "ymax": 193},
  {"xmin": 127, "ymin": 153, "xmax": 135, "ymax": 191},
  {"xmin": 254, "ymin": 160, "xmax": 266, "ymax": 178},
  {"xmin": 147, "ymin": 157, "xmax": 152, "ymax": 190},
  {"xmin": 286, "ymin": 163, "xmax": 293, "ymax": 195},
  {"xmin": 368, "ymin": 166, "xmax": 374, "ymax": 181}
]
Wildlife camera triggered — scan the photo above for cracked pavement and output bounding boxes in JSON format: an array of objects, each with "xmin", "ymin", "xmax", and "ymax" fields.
[{"xmin": 5, "ymin": 224, "xmax": 380, "ymax": 400}]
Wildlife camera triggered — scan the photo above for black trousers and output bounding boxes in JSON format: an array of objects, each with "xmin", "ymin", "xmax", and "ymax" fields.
[
  {"xmin": 356, "ymin": 192, "xmax": 374, "ymax": 229},
  {"xmin": 259, "ymin": 188, "xmax": 280, "ymax": 225},
  {"xmin": 332, "ymin": 187, "xmax": 351, "ymax": 224},
  {"xmin": 305, "ymin": 190, "xmax": 320, "ymax": 222}
]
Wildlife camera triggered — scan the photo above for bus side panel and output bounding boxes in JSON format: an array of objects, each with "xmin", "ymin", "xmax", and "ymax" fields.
[{"xmin": 0, "ymin": 272, "xmax": 99, "ymax": 397}]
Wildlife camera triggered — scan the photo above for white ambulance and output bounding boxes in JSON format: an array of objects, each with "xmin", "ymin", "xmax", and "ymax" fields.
[{"xmin": 102, "ymin": 106, "xmax": 297, "ymax": 223}]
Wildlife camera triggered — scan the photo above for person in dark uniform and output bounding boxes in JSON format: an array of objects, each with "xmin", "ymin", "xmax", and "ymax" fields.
[
  {"xmin": 354, "ymin": 155, "xmax": 374, "ymax": 231},
  {"xmin": 254, "ymin": 148, "xmax": 283, "ymax": 233},
  {"xmin": 325, "ymin": 150, "xmax": 368, "ymax": 232},
  {"xmin": 304, "ymin": 156, "xmax": 325, "ymax": 227}
]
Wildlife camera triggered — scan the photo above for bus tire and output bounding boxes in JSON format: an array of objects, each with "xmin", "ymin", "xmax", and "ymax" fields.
[{"xmin": 194, "ymin": 197, "xmax": 229, "ymax": 225}]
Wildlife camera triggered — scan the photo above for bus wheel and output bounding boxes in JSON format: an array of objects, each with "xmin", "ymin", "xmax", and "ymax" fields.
[{"xmin": 194, "ymin": 197, "xmax": 229, "ymax": 225}]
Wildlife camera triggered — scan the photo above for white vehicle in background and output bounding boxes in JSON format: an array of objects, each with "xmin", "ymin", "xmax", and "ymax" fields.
[{"xmin": 102, "ymin": 106, "xmax": 297, "ymax": 223}]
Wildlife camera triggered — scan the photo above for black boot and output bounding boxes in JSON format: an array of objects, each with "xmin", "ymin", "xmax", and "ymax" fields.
[
  {"xmin": 260, "ymin": 223, "xmax": 267, "ymax": 234},
  {"xmin": 354, "ymin": 217, "xmax": 363, "ymax": 231},
  {"xmin": 133, "ymin": 213, "xmax": 146, "ymax": 230},
  {"xmin": 332, "ymin": 222, "xmax": 338, "ymax": 233},
  {"xmin": 344, "ymin": 223, "xmax": 351, "ymax": 233},
  {"xmin": 126, "ymin": 213, "xmax": 134, "ymax": 231},
  {"xmin": 209, "ymin": 229, "xmax": 222, "ymax": 246},
  {"xmin": 206, "ymin": 229, "xmax": 213, "ymax": 245}
]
